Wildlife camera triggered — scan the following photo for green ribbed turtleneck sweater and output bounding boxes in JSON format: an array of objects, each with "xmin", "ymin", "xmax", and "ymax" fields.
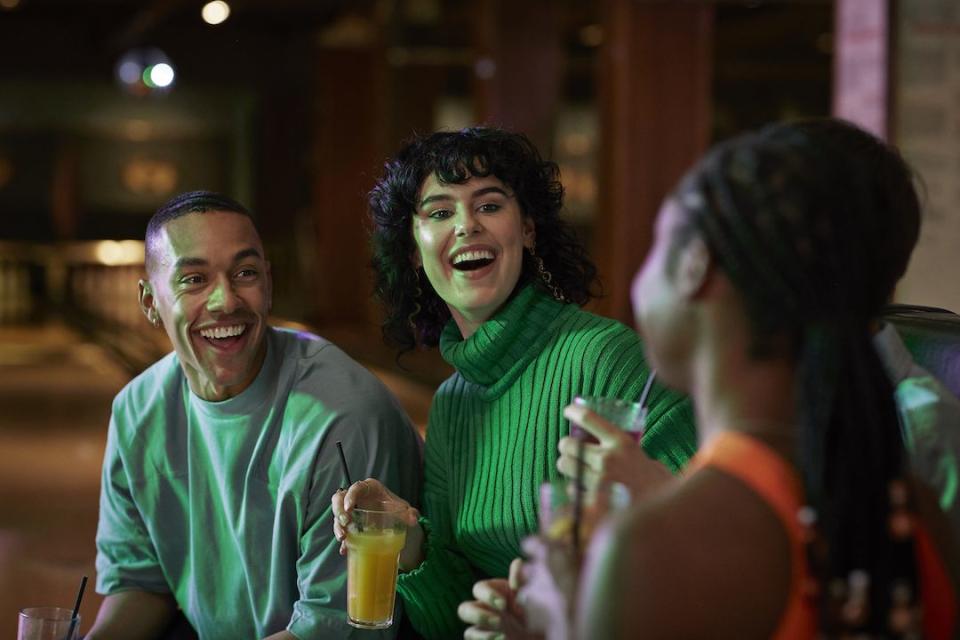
[{"xmin": 395, "ymin": 285, "xmax": 696, "ymax": 639}]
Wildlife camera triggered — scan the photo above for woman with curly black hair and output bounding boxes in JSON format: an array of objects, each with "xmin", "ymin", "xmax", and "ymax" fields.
[{"xmin": 331, "ymin": 126, "xmax": 697, "ymax": 639}]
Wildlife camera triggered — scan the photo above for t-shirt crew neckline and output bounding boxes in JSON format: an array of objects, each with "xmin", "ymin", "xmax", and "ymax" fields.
[{"xmin": 186, "ymin": 328, "xmax": 278, "ymax": 419}]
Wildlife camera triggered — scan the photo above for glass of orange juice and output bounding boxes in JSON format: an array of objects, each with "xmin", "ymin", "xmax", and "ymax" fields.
[{"xmin": 346, "ymin": 502, "xmax": 407, "ymax": 629}]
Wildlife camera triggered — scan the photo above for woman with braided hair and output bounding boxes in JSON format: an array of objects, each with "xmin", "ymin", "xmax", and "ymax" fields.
[{"xmin": 553, "ymin": 122, "xmax": 960, "ymax": 639}]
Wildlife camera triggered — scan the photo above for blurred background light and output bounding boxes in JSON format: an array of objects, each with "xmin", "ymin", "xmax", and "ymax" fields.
[
  {"xmin": 474, "ymin": 57, "xmax": 496, "ymax": 79},
  {"xmin": 94, "ymin": 240, "xmax": 146, "ymax": 266},
  {"xmin": 142, "ymin": 67, "xmax": 157, "ymax": 88},
  {"xmin": 202, "ymin": 1, "xmax": 231, "ymax": 26},
  {"xmin": 121, "ymin": 157, "xmax": 179, "ymax": 197},
  {"xmin": 123, "ymin": 120, "xmax": 153, "ymax": 142},
  {"xmin": 0, "ymin": 0, "xmax": 21, "ymax": 10},
  {"xmin": 115, "ymin": 48, "xmax": 175, "ymax": 95},
  {"xmin": 149, "ymin": 63, "xmax": 175, "ymax": 88},
  {"xmin": 117, "ymin": 60, "xmax": 141, "ymax": 85},
  {"xmin": 579, "ymin": 25, "xmax": 604, "ymax": 48}
]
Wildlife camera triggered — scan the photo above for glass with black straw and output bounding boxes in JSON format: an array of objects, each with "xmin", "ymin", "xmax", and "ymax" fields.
[
  {"xmin": 336, "ymin": 440, "xmax": 407, "ymax": 630},
  {"xmin": 17, "ymin": 575, "xmax": 86, "ymax": 640}
]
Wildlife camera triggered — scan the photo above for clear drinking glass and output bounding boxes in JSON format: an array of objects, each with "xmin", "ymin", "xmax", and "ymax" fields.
[
  {"xmin": 539, "ymin": 477, "xmax": 630, "ymax": 545},
  {"xmin": 346, "ymin": 502, "xmax": 407, "ymax": 629},
  {"xmin": 17, "ymin": 607, "xmax": 79, "ymax": 640},
  {"xmin": 569, "ymin": 396, "xmax": 646, "ymax": 443}
]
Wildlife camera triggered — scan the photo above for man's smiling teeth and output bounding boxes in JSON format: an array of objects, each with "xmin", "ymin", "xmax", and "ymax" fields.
[
  {"xmin": 452, "ymin": 249, "xmax": 495, "ymax": 265},
  {"xmin": 200, "ymin": 325, "xmax": 246, "ymax": 339}
]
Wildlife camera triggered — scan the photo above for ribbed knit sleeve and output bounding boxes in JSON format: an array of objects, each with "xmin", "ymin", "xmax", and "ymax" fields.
[{"xmin": 395, "ymin": 387, "xmax": 479, "ymax": 639}]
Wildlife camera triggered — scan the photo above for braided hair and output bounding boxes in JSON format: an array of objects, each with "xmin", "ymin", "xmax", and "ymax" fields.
[
  {"xmin": 368, "ymin": 127, "xmax": 598, "ymax": 351},
  {"xmin": 671, "ymin": 123, "xmax": 919, "ymax": 636}
]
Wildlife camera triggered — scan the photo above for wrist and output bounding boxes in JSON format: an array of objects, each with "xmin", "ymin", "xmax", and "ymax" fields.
[{"xmin": 399, "ymin": 518, "xmax": 425, "ymax": 571}]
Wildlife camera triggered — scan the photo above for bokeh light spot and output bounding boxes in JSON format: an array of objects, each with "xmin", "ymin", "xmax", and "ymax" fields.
[
  {"xmin": 150, "ymin": 63, "xmax": 175, "ymax": 88},
  {"xmin": 202, "ymin": 1, "xmax": 231, "ymax": 25}
]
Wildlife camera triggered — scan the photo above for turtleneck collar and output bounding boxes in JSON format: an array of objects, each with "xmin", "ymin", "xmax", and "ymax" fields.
[{"xmin": 439, "ymin": 284, "xmax": 569, "ymax": 396}]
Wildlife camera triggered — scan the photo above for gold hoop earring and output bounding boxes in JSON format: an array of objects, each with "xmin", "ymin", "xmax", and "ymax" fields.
[{"xmin": 528, "ymin": 244, "xmax": 567, "ymax": 303}]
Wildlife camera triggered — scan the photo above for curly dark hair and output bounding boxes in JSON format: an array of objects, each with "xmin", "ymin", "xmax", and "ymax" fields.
[{"xmin": 369, "ymin": 126, "xmax": 598, "ymax": 350}]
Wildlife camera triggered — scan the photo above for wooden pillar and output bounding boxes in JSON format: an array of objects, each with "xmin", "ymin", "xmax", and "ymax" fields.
[
  {"xmin": 311, "ymin": 25, "xmax": 387, "ymax": 327},
  {"xmin": 473, "ymin": 0, "xmax": 564, "ymax": 153},
  {"xmin": 593, "ymin": 0, "xmax": 714, "ymax": 324}
]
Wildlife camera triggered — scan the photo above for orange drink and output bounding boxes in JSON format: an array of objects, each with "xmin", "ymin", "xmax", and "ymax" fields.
[{"xmin": 346, "ymin": 505, "xmax": 407, "ymax": 629}]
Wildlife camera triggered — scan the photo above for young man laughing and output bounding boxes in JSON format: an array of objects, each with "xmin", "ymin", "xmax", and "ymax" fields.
[{"xmin": 88, "ymin": 191, "xmax": 421, "ymax": 640}]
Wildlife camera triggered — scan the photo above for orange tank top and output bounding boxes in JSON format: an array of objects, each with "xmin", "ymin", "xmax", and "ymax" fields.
[{"xmin": 687, "ymin": 431, "xmax": 957, "ymax": 640}]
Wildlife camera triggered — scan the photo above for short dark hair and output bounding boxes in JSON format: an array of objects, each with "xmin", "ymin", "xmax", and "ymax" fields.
[
  {"xmin": 369, "ymin": 126, "xmax": 598, "ymax": 350},
  {"xmin": 145, "ymin": 190, "xmax": 256, "ymax": 273}
]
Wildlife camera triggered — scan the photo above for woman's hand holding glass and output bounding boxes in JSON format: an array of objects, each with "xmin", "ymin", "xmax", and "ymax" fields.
[
  {"xmin": 515, "ymin": 534, "xmax": 582, "ymax": 640},
  {"xmin": 458, "ymin": 559, "xmax": 544, "ymax": 640},
  {"xmin": 331, "ymin": 478, "xmax": 424, "ymax": 571},
  {"xmin": 557, "ymin": 404, "xmax": 673, "ymax": 500},
  {"xmin": 513, "ymin": 474, "xmax": 609, "ymax": 640}
]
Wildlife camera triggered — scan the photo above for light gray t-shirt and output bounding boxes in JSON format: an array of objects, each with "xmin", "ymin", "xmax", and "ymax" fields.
[{"xmin": 96, "ymin": 327, "xmax": 422, "ymax": 639}]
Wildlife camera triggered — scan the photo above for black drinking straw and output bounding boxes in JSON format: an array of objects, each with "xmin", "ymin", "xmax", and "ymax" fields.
[
  {"xmin": 336, "ymin": 440, "xmax": 352, "ymax": 489},
  {"xmin": 64, "ymin": 575, "xmax": 87, "ymax": 640},
  {"xmin": 571, "ymin": 435, "xmax": 585, "ymax": 560},
  {"xmin": 336, "ymin": 440, "xmax": 363, "ymax": 532}
]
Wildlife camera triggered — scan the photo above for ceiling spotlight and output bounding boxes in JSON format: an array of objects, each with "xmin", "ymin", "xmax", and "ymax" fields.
[{"xmin": 202, "ymin": 1, "xmax": 231, "ymax": 26}]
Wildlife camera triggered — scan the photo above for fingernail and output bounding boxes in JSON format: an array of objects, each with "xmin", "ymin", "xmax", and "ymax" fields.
[
  {"xmin": 338, "ymin": 514, "xmax": 348, "ymax": 526},
  {"xmin": 493, "ymin": 634, "xmax": 505, "ymax": 640},
  {"xmin": 492, "ymin": 596, "xmax": 505, "ymax": 609},
  {"xmin": 485, "ymin": 614, "xmax": 501, "ymax": 628}
]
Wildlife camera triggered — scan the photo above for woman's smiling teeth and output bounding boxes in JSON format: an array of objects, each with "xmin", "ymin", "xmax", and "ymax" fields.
[
  {"xmin": 200, "ymin": 324, "xmax": 246, "ymax": 340},
  {"xmin": 452, "ymin": 249, "xmax": 496, "ymax": 271}
]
